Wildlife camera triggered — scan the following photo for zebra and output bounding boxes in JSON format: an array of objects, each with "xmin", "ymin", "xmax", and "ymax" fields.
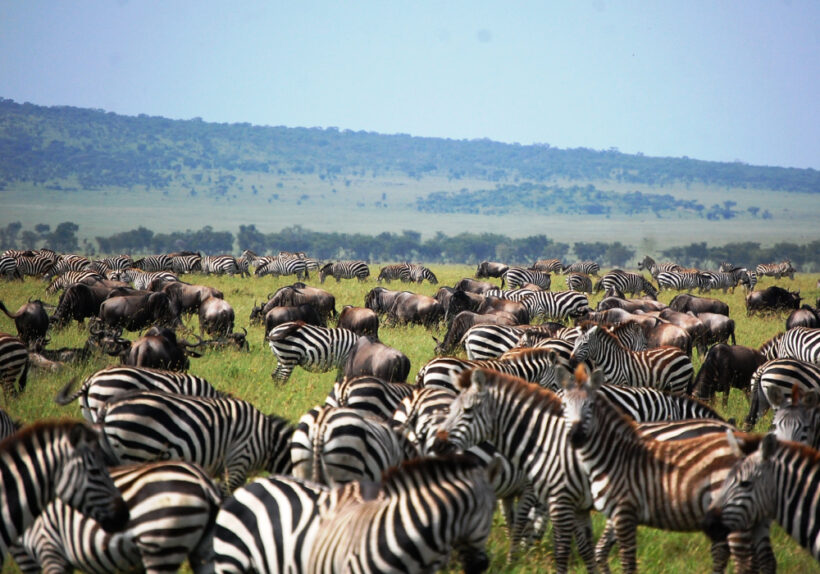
[
  {"xmin": 415, "ymin": 347, "xmax": 561, "ymax": 392},
  {"xmin": 14, "ymin": 254, "xmax": 55, "ymax": 278},
  {"xmin": 774, "ymin": 326, "xmax": 820, "ymax": 364},
  {"xmin": 744, "ymin": 358, "xmax": 820, "ymax": 429},
  {"xmin": 599, "ymin": 271, "xmax": 658, "ymax": 297},
  {"xmin": 266, "ymin": 321, "xmax": 360, "ymax": 383},
  {"xmin": 55, "ymin": 365, "xmax": 225, "ymax": 423},
  {"xmin": 406, "ymin": 263, "xmax": 437, "ymax": 284},
  {"xmin": 46, "ymin": 255, "xmax": 91, "ymax": 278},
  {"xmin": 307, "ymin": 455, "xmax": 497, "ymax": 574},
  {"xmin": 655, "ymin": 270, "xmax": 705, "ymax": 292},
  {"xmin": 0, "ymin": 420, "xmax": 128, "ymax": 568},
  {"xmin": 0, "ymin": 407, "xmax": 19, "ymax": 441},
  {"xmin": 377, "ymin": 263, "xmax": 412, "ymax": 283},
  {"xmin": 558, "ymin": 365, "xmax": 772, "ymax": 574},
  {"xmin": 0, "ymin": 332, "xmax": 29, "ymax": 396},
  {"xmin": 44, "ymin": 269, "xmax": 104, "ymax": 294},
  {"xmin": 99, "ymin": 254, "xmax": 133, "ymax": 272},
  {"xmin": 319, "ymin": 260, "xmax": 370, "ymax": 283},
  {"xmin": 170, "ymin": 253, "xmax": 202, "ymax": 274},
  {"xmin": 769, "ymin": 384, "xmax": 820, "ymax": 449},
  {"xmin": 133, "ymin": 254, "xmax": 172, "ymax": 272},
  {"xmin": 523, "ymin": 290, "xmax": 590, "ymax": 323},
  {"xmin": 502, "ymin": 267, "xmax": 550, "ymax": 290},
  {"xmin": 570, "ymin": 383, "xmax": 724, "ymax": 422},
  {"xmin": 96, "ymin": 390, "xmax": 294, "ymax": 493},
  {"xmin": 290, "ymin": 405, "xmax": 417, "ymax": 485},
  {"xmin": 10, "ymin": 460, "xmax": 222, "ymax": 574},
  {"xmin": 0, "ymin": 256, "xmax": 19, "ymax": 280},
  {"xmin": 484, "ymin": 287, "xmax": 538, "ymax": 301},
  {"xmin": 254, "ymin": 256, "xmax": 310, "ymax": 280},
  {"xmin": 532, "ymin": 258, "xmax": 563, "ymax": 273},
  {"xmin": 117, "ymin": 268, "xmax": 179, "ymax": 290},
  {"xmin": 565, "ymin": 272, "xmax": 593, "ymax": 293},
  {"xmin": 756, "ymin": 260, "xmax": 796, "ymax": 280},
  {"xmin": 324, "ymin": 375, "xmax": 415, "ymax": 420},
  {"xmin": 562, "ymin": 260, "xmax": 600, "ymax": 275},
  {"xmin": 571, "ymin": 324, "xmax": 694, "ymax": 394},
  {"xmin": 637, "ymin": 255, "xmax": 682, "ymax": 278},
  {"xmin": 698, "ymin": 268, "xmax": 751, "ymax": 293},
  {"xmin": 201, "ymin": 254, "xmax": 244, "ymax": 276},
  {"xmin": 705, "ymin": 432, "xmax": 820, "ymax": 564},
  {"xmin": 462, "ymin": 324, "xmax": 567, "ymax": 361}
]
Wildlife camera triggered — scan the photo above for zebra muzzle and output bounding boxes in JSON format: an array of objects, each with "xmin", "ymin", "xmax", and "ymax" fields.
[
  {"xmin": 701, "ymin": 508, "xmax": 730, "ymax": 542},
  {"xmin": 430, "ymin": 430, "xmax": 456, "ymax": 455}
]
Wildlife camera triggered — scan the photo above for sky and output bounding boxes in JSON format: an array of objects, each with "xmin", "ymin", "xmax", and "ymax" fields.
[{"xmin": 1, "ymin": 1, "xmax": 818, "ymax": 169}]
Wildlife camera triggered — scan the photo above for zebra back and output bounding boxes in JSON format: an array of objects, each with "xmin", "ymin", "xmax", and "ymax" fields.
[
  {"xmin": 523, "ymin": 290, "xmax": 589, "ymax": 323},
  {"xmin": 325, "ymin": 375, "xmax": 414, "ymax": 420},
  {"xmin": 267, "ymin": 322, "xmax": 359, "ymax": 383},
  {"xmin": 0, "ymin": 333, "xmax": 29, "ymax": 396}
]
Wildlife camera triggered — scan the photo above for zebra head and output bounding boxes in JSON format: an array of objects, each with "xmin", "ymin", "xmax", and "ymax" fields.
[
  {"xmin": 54, "ymin": 422, "xmax": 129, "ymax": 533},
  {"xmin": 770, "ymin": 384, "xmax": 820, "ymax": 450},
  {"xmin": 432, "ymin": 369, "xmax": 495, "ymax": 456},
  {"xmin": 703, "ymin": 432, "xmax": 776, "ymax": 542},
  {"xmin": 557, "ymin": 363, "xmax": 605, "ymax": 449},
  {"xmin": 570, "ymin": 325, "xmax": 594, "ymax": 365}
]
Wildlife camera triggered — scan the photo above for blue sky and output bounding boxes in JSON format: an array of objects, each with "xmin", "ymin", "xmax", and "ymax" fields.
[{"xmin": 2, "ymin": 1, "xmax": 818, "ymax": 169}]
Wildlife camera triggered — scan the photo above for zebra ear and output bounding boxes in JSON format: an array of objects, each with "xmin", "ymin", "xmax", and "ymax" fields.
[
  {"xmin": 767, "ymin": 386, "xmax": 786, "ymax": 408},
  {"xmin": 726, "ymin": 430, "xmax": 743, "ymax": 457},
  {"xmin": 803, "ymin": 389, "xmax": 819, "ymax": 408},
  {"xmin": 469, "ymin": 368, "xmax": 489, "ymax": 392},
  {"xmin": 760, "ymin": 433, "xmax": 778, "ymax": 461}
]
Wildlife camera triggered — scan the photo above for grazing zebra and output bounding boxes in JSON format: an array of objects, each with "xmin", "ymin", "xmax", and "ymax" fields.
[
  {"xmin": 523, "ymin": 290, "xmax": 590, "ymax": 323},
  {"xmin": 0, "ymin": 256, "xmax": 19, "ymax": 280},
  {"xmin": 46, "ymin": 255, "xmax": 91, "ymax": 278},
  {"xmin": 406, "ymin": 263, "xmax": 438, "ymax": 284},
  {"xmin": 532, "ymin": 258, "xmax": 563, "ymax": 273},
  {"xmin": 756, "ymin": 260, "xmax": 796, "ymax": 280},
  {"xmin": 325, "ymin": 375, "xmax": 414, "ymax": 420},
  {"xmin": 290, "ymin": 405, "xmax": 416, "ymax": 485},
  {"xmin": 133, "ymin": 254, "xmax": 172, "ymax": 272},
  {"xmin": 415, "ymin": 347, "xmax": 560, "ymax": 392},
  {"xmin": 307, "ymin": 455, "xmax": 497, "ymax": 574},
  {"xmin": 254, "ymin": 256, "xmax": 310, "ymax": 280},
  {"xmin": 655, "ymin": 270, "xmax": 705, "ymax": 292},
  {"xmin": 201, "ymin": 254, "xmax": 244, "ymax": 276},
  {"xmin": 170, "ymin": 253, "xmax": 202, "ymax": 274},
  {"xmin": 45, "ymin": 269, "xmax": 104, "ymax": 294},
  {"xmin": 576, "ymin": 383, "xmax": 724, "ymax": 422},
  {"xmin": 11, "ymin": 460, "xmax": 222, "ymax": 574},
  {"xmin": 599, "ymin": 271, "xmax": 658, "ymax": 297},
  {"xmin": 55, "ymin": 365, "xmax": 225, "ymax": 423},
  {"xmin": 637, "ymin": 255, "xmax": 682, "ymax": 278},
  {"xmin": 502, "ymin": 267, "xmax": 550, "ymax": 290},
  {"xmin": 117, "ymin": 268, "xmax": 179, "ymax": 290},
  {"xmin": 770, "ymin": 384, "xmax": 820, "ymax": 449},
  {"xmin": 377, "ymin": 263, "xmax": 412, "ymax": 283},
  {"xmin": 319, "ymin": 260, "xmax": 370, "ymax": 283},
  {"xmin": 571, "ymin": 324, "xmax": 694, "ymax": 394},
  {"xmin": 462, "ymin": 324, "xmax": 565, "ymax": 361},
  {"xmin": 266, "ymin": 321, "xmax": 359, "ymax": 383},
  {"xmin": 744, "ymin": 358, "xmax": 820, "ymax": 429},
  {"xmin": 559, "ymin": 365, "xmax": 770, "ymax": 574},
  {"xmin": 562, "ymin": 260, "xmax": 600, "ymax": 276},
  {"xmin": 484, "ymin": 287, "xmax": 538, "ymax": 301},
  {"xmin": 705, "ymin": 432, "xmax": 820, "ymax": 564},
  {"xmin": 14, "ymin": 254, "xmax": 55, "ymax": 278},
  {"xmin": 698, "ymin": 268, "xmax": 752, "ymax": 293},
  {"xmin": 97, "ymin": 390, "xmax": 294, "ymax": 493},
  {"xmin": 565, "ymin": 272, "xmax": 593, "ymax": 293},
  {"xmin": 0, "ymin": 420, "xmax": 128, "ymax": 568},
  {"xmin": 773, "ymin": 326, "xmax": 820, "ymax": 364},
  {"xmin": 0, "ymin": 407, "xmax": 19, "ymax": 440},
  {"xmin": 0, "ymin": 332, "xmax": 29, "ymax": 396},
  {"xmin": 99, "ymin": 254, "xmax": 133, "ymax": 272}
]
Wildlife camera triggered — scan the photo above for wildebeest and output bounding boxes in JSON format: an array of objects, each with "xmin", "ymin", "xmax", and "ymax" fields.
[
  {"xmin": 51, "ymin": 283, "xmax": 136, "ymax": 329},
  {"xmin": 101, "ymin": 326, "xmax": 202, "ymax": 371},
  {"xmin": 453, "ymin": 278, "xmax": 497, "ymax": 295},
  {"xmin": 435, "ymin": 288, "xmax": 486, "ymax": 324},
  {"xmin": 596, "ymin": 295, "xmax": 667, "ymax": 313},
  {"xmin": 342, "ymin": 336, "xmax": 411, "ymax": 383},
  {"xmin": 645, "ymin": 323, "xmax": 693, "ymax": 357},
  {"xmin": 695, "ymin": 312, "xmax": 736, "ymax": 356},
  {"xmin": 0, "ymin": 299, "xmax": 50, "ymax": 350},
  {"xmin": 475, "ymin": 296, "xmax": 529, "ymax": 325},
  {"xmin": 154, "ymin": 280, "xmax": 223, "ymax": 316},
  {"xmin": 263, "ymin": 304, "xmax": 325, "ymax": 340},
  {"xmin": 786, "ymin": 305, "xmax": 820, "ymax": 330},
  {"xmin": 691, "ymin": 343, "xmax": 766, "ymax": 407},
  {"xmin": 198, "ymin": 297, "xmax": 235, "ymax": 338},
  {"xmin": 364, "ymin": 287, "xmax": 443, "ymax": 328},
  {"xmin": 668, "ymin": 293, "xmax": 729, "ymax": 317},
  {"xmin": 656, "ymin": 308, "xmax": 706, "ymax": 353},
  {"xmin": 475, "ymin": 261, "xmax": 509, "ymax": 279},
  {"xmin": 264, "ymin": 283, "xmax": 337, "ymax": 322},
  {"xmin": 746, "ymin": 286, "xmax": 801, "ymax": 316},
  {"xmin": 432, "ymin": 310, "xmax": 519, "ymax": 356},
  {"xmin": 336, "ymin": 306, "xmax": 379, "ymax": 339},
  {"xmin": 98, "ymin": 292, "xmax": 182, "ymax": 332}
]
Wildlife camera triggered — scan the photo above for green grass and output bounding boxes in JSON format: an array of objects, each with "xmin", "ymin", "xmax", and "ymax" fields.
[{"xmin": 1, "ymin": 266, "xmax": 819, "ymax": 572}]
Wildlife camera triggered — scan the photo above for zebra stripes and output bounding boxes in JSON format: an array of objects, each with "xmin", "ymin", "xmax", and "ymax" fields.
[
  {"xmin": 502, "ymin": 267, "xmax": 550, "ymax": 290},
  {"xmin": 377, "ymin": 263, "xmax": 411, "ymax": 283},
  {"xmin": 324, "ymin": 375, "xmax": 414, "ymax": 420},
  {"xmin": 774, "ymin": 326, "xmax": 820, "ymax": 364},
  {"xmin": 0, "ymin": 333, "xmax": 29, "ymax": 396},
  {"xmin": 254, "ymin": 256, "xmax": 310, "ymax": 280},
  {"xmin": 170, "ymin": 253, "xmax": 202, "ymax": 274},
  {"xmin": 562, "ymin": 261, "xmax": 600, "ymax": 275},
  {"xmin": 267, "ymin": 321, "xmax": 360, "ymax": 383},
  {"xmin": 756, "ymin": 260, "xmax": 795, "ymax": 280},
  {"xmin": 14, "ymin": 254, "xmax": 55, "ymax": 278},
  {"xmin": 97, "ymin": 390, "xmax": 294, "ymax": 493},
  {"xmin": 523, "ymin": 290, "xmax": 590, "ymax": 323},
  {"xmin": 55, "ymin": 365, "xmax": 224, "ymax": 423},
  {"xmin": 571, "ymin": 324, "xmax": 693, "ymax": 394},
  {"xmin": 133, "ymin": 255, "xmax": 172, "ymax": 272},
  {"xmin": 462, "ymin": 324, "xmax": 560, "ymax": 361},
  {"xmin": 99, "ymin": 254, "xmax": 133, "ymax": 272},
  {"xmin": 0, "ymin": 256, "xmax": 19, "ymax": 280},
  {"xmin": 599, "ymin": 271, "xmax": 658, "ymax": 297},
  {"xmin": 319, "ymin": 260, "xmax": 370, "ymax": 283},
  {"xmin": 406, "ymin": 263, "xmax": 437, "ymax": 284},
  {"xmin": 11, "ymin": 461, "xmax": 222, "ymax": 574},
  {"xmin": 698, "ymin": 268, "xmax": 751, "ymax": 293},
  {"xmin": 655, "ymin": 271, "xmax": 705, "ymax": 292},
  {"xmin": 532, "ymin": 258, "xmax": 563, "ymax": 273},
  {"xmin": 744, "ymin": 358, "xmax": 820, "ymax": 429},
  {"xmin": 46, "ymin": 255, "xmax": 91, "ymax": 278},
  {"xmin": 565, "ymin": 272, "xmax": 593, "ymax": 293},
  {"xmin": 0, "ymin": 420, "xmax": 128, "ymax": 568},
  {"xmin": 637, "ymin": 255, "xmax": 682, "ymax": 278},
  {"xmin": 117, "ymin": 268, "xmax": 179, "ymax": 290},
  {"xmin": 201, "ymin": 255, "xmax": 244, "ymax": 276},
  {"xmin": 45, "ymin": 270, "xmax": 103, "ymax": 294}
]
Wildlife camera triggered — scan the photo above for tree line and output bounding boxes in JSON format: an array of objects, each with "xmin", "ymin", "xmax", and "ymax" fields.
[{"xmin": 1, "ymin": 221, "xmax": 818, "ymax": 271}]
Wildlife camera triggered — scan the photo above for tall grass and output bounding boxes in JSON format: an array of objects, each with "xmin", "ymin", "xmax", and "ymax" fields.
[{"xmin": 1, "ymin": 266, "xmax": 818, "ymax": 572}]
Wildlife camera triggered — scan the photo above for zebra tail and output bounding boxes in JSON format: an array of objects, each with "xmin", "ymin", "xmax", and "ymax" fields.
[
  {"xmin": 17, "ymin": 354, "xmax": 29, "ymax": 394},
  {"xmin": 54, "ymin": 376, "xmax": 85, "ymax": 406},
  {"xmin": 0, "ymin": 300, "xmax": 14, "ymax": 319}
]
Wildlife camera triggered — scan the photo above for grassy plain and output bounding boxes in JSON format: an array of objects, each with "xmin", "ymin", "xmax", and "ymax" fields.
[{"xmin": 0, "ymin": 266, "xmax": 819, "ymax": 572}]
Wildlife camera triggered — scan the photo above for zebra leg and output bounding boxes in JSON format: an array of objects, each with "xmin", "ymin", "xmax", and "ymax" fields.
[
  {"xmin": 271, "ymin": 362, "xmax": 294, "ymax": 383},
  {"xmin": 611, "ymin": 507, "xmax": 639, "ymax": 574},
  {"xmin": 708, "ymin": 536, "xmax": 732, "ymax": 574},
  {"xmin": 752, "ymin": 523, "xmax": 776, "ymax": 574},
  {"xmin": 594, "ymin": 520, "xmax": 616, "ymax": 574},
  {"xmin": 573, "ymin": 510, "xmax": 598, "ymax": 573},
  {"xmin": 506, "ymin": 488, "xmax": 543, "ymax": 560},
  {"xmin": 548, "ymin": 498, "xmax": 597, "ymax": 574}
]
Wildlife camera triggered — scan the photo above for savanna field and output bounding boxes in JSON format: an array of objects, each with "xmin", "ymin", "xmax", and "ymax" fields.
[{"xmin": 1, "ymin": 265, "xmax": 819, "ymax": 573}]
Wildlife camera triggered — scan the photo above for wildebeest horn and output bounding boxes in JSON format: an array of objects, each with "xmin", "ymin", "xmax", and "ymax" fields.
[{"xmin": 241, "ymin": 326, "xmax": 247, "ymax": 335}]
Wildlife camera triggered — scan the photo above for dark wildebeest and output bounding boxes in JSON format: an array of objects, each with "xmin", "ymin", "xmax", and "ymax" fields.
[
  {"xmin": 434, "ymin": 288, "xmax": 485, "ymax": 324},
  {"xmin": 0, "ymin": 299, "xmax": 50, "ymax": 350},
  {"xmin": 336, "ymin": 306, "xmax": 379, "ymax": 339},
  {"xmin": 475, "ymin": 296, "xmax": 529, "ymax": 325},
  {"xmin": 98, "ymin": 292, "xmax": 182, "ymax": 332},
  {"xmin": 668, "ymin": 293, "xmax": 729, "ymax": 317},
  {"xmin": 596, "ymin": 295, "xmax": 667, "ymax": 313},
  {"xmin": 263, "ymin": 304, "xmax": 325, "ymax": 341},
  {"xmin": 365, "ymin": 288, "xmax": 444, "ymax": 328},
  {"xmin": 342, "ymin": 336, "xmax": 411, "ymax": 383},
  {"xmin": 51, "ymin": 283, "xmax": 137, "ymax": 328},
  {"xmin": 745, "ymin": 286, "xmax": 801, "ymax": 316},
  {"xmin": 102, "ymin": 326, "xmax": 202, "ymax": 371},
  {"xmin": 265, "ymin": 283, "xmax": 337, "ymax": 322},
  {"xmin": 656, "ymin": 308, "xmax": 706, "ymax": 354},
  {"xmin": 475, "ymin": 261, "xmax": 509, "ymax": 279},
  {"xmin": 452, "ymin": 278, "xmax": 497, "ymax": 295},
  {"xmin": 695, "ymin": 312, "xmax": 736, "ymax": 356},
  {"xmin": 198, "ymin": 297, "xmax": 235, "ymax": 338},
  {"xmin": 154, "ymin": 280, "xmax": 223, "ymax": 316},
  {"xmin": 786, "ymin": 305, "xmax": 820, "ymax": 330},
  {"xmin": 645, "ymin": 323, "xmax": 693, "ymax": 357},
  {"xmin": 691, "ymin": 343, "xmax": 766, "ymax": 407},
  {"xmin": 432, "ymin": 310, "xmax": 519, "ymax": 356}
]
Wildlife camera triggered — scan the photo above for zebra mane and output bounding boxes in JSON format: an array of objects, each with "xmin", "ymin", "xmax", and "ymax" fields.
[
  {"xmin": 0, "ymin": 418, "xmax": 89, "ymax": 451},
  {"xmin": 379, "ymin": 454, "xmax": 485, "ymax": 492},
  {"xmin": 455, "ymin": 368, "xmax": 564, "ymax": 412}
]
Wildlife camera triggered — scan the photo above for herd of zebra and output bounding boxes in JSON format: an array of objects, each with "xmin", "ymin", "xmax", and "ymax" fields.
[{"xmin": 0, "ymin": 247, "xmax": 818, "ymax": 572}]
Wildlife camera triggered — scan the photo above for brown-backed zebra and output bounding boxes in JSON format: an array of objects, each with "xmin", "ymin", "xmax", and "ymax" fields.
[
  {"xmin": 0, "ymin": 332, "xmax": 29, "ymax": 396},
  {"xmin": 502, "ymin": 267, "xmax": 550, "ymax": 290},
  {"xmin": 562, "ymin": 260, "xmax": 600, "ymax": 275},
  {"xmin": 705, "ymin": 433, "xmax": 820, "ymax": 564},
  {"xmin": 201, "ymin": 254, "xmax": 244, "ymax": 276},
  {"xmin": 45, "ymin": 270, "xmax": 104, "ymax": 294},
  {"xmin": 565, "ymin": 272, "xmax": 593, "ymax": 293},
  {"xmin": 97, "ymin": 391, "xmax": 294, "ymax": 494},
  {"xmin": 532, "ymin": 258, "xmax": 564, "ymax": 273},
  {"xmin": 744, "ymin": 358, "xmax": 820, "ymax": 429},
  {"xmin": 570, "ymin": 324, "xmax": 693, "ymax": 394},
  {"xmin": 655, "ymin": 270, "xmax": 706, "ymax": 292},
  {"xmin": 0, "ymin": 420, "xmax": 129, "ymax": 568},
  {"xmin": 266, "ymin": 321, "xmax": 360, "ymax": 383},
  {"xmin": 637, "ymin": 255, "xmax": 682, "ymax": 278},
  {"xmin": 756, "ymin": 260, "xmax": 796, "ymax": 280},
  {"xmin": 10, "ymin": 461, "xmax": 222, "ymax": 574},
  {"xmin": 599, "ymin": 271, "xmax": 658, "ymax": 297},
  {"xmin": 319, "ymin": 260, "xmax": 370, "ymax": 283},
  {"xmin": 523, "ymin": 290, "xmax": 590, "ymax": 323}
]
